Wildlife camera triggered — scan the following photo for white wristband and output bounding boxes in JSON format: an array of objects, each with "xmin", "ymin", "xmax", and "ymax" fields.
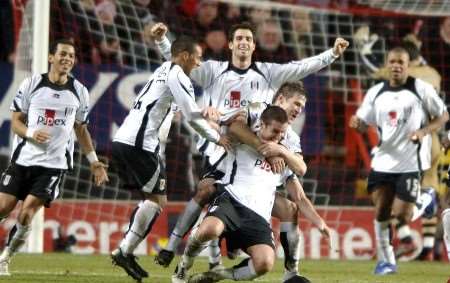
[
  {"xmin": 86, "ymin": 151, "xmax": 99, "ymax": 164},
  {"xmin": 26, "ymin": 128, "xmax": 35, "ymax": 139}
]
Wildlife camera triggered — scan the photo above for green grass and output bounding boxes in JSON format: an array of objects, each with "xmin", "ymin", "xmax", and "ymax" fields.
[{"xmin": 1, "ymin": 253, "xmax": 448, "ymax": 283}]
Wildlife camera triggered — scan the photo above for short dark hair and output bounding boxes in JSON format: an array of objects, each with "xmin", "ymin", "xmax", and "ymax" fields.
[
  {"xmin": 387, "ymin": 46, "xmax": 410, "ymax": 59},
  {"xmin": 261, "ymin": 105, "xmax": 288, "ymax": 125},
  {"xmin": 228, "ymin": 22, "xmax": 256, "ymax": 42},
  {"xmin": 272, "ymin": 81, "xmax": 307, "ymax": 103},
  {"xmin": 49, "ymin": 39, "xmax": 75, "ymax": 54},
  {"xmin": 171, "ymin": 36, "xmax": 199, "ymax": 57}
]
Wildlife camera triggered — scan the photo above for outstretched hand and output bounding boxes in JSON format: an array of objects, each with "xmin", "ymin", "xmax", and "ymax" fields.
[
  {"xmin": 90, "ymin": 161, "xmax": 109, "ymax": 186},
  {"xmin": 150, "ymin": 23, "xmax": 168, "ymax": 42},
  {"xmin": 332, "ymin": 37, "xmax": 350, "ymax": 57}
]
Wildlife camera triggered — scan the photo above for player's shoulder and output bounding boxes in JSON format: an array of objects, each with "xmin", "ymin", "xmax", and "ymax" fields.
[
  {"xmin": 20, "ymin": 73, "xmax": 44, "ymax": 89},
  {"xmin": 366, "ymin": 81, "xmax": 386, "ymax": 99},
  {"xmin": 168, "ymin": 63, "xmax": 191, "ymax": 84},
  {"xmin": 413, "ymin": 77, "xmax": 435, "ymax": 94}
]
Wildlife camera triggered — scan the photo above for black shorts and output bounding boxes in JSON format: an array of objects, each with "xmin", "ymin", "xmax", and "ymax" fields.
[
  {"xmin": 0, "ymin": 164, "xmax": 64, "ymax": 207},
  {"xmin": 206, "ymin": 188, "xmax": 275, "ymax": 251},
  {"xmin": 112, "ymin": 142, "xmax": 166, "ymax": 195},
  {"xmin": 367, "ymin": 170, "xmax": 420, "ymax": 203},
  {"xmin": 200, "ymin": 155, "xmax": 226, "ymax": 181}
]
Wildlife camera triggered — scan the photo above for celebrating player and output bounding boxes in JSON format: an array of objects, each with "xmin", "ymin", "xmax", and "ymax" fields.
[
  {"xmin": 349, "ymin": 46, "xmax": 448, "ymax": 275},
  {"xmin": 110, "ymin": 36, "xmax": 229, "ymax": 282},
  {"xmin": 0, "ymin": 39, "xmax": 109, "ymax": 276}
]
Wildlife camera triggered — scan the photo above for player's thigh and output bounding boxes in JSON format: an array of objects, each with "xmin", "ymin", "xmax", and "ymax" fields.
[
  {"xmin": 194, "ymin": 178, "xmax": 217, "ymax": 205},
  {"xmin": 246, "ymin": 244, "xmax": 275, "ymax": 274},
  {"xmin": 0, "ymin": 193, "xmax": 18, "ymax": 217},
  {"xmin": 395, "ymin": 172, "xmax": 420, "ymax": 203},
  {"xmin": 272, "ymin": 192, "xmax": 297, "ymax": 221},
  {"xmin": 113, "ymin": 142, "xmax": 165, "ymax": 194}
]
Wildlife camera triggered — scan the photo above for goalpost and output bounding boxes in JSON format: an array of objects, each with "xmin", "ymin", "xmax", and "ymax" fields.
[{"xmin": 27, "ymin": 0, "xmax": 50, "ymax": 253}]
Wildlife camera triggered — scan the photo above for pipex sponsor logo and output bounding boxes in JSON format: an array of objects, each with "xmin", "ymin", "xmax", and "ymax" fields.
[{"xmin": 37, "ymin": 109, "xmax": 66, "ymax": 126}]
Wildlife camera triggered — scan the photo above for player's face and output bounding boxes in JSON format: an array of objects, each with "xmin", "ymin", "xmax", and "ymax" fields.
[
  {"xmin": 49, "ymin": 44, "xmax": 75, "ymax": 75},
  {"xmin": 386, "ymin": 51, "xmax": 409, "ymax": 82},
  {"xmin": 260, "ymin": 120, "xmax": 288, "ymax": 143},
  {"xmin": 277, "ymin": 94, "xmax": 306, "ymax": 123},
  {"xmin": 186, "ymin": 44, "xmax": 203, "ymax": 75},
  {"xmin": 229, "ymin": 29, "xmax": 255, "ymax": 59}
]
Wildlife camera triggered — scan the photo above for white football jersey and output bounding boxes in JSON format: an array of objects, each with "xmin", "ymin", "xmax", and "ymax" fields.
[
  {"xmin": 114, "ymin": 61, "xmax": 219, "ymax": 153},
  {"xmin": 10, "ymin": 74, "xmax": 90, "ymax": 170},
  {"xmin": 356, "ymin": 77, "xmax": 446, "ymax": 173},
  {"xmin": 222, "ymin": 142, "xmax": 295, "ymax": 223},
  {"xmin": 157, "ymin": 36, "xmax": 336, "ymax": 156}
]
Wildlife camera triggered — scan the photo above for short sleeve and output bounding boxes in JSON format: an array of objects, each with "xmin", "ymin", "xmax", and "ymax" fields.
[
  {"xmin": 356, "ymin": 83, "xmax": 383, "ymax": 126},
  {"xmin": 420, "ymin": 80, "xmax": 446, "ymax": 118},
  {"xmin": 75, "ymin": 85, "xmax": 90, "ymax": 124},
  {"xmin": 10, "ymin": 77, "xmax": 33, "ymax": 113}
]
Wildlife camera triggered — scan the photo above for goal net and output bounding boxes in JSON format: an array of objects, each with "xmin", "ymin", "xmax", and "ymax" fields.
[{"xmin": 0, "ymin": 0, "xmax": 448, "ymax": 260}]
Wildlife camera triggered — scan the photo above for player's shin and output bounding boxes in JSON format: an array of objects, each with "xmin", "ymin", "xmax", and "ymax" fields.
[
  {"xmin": 374, "ymin": 220, "xmax": 396, "ymax": 265},
  {"xmin": 166, "ymin": 199, "xmax": 202, "ymax": 252},
  {"xmin": 280, "ymin": 222, "xmax": 300, "ymax": 280},
  {"xmin": 208, "ymin": 238, "xmax": 222, "ymax": 269},
  {"xmin": 231, "ymin": 258, "xmax": 258, "ymax": 280},
  {"xmin": 119, "ymin": 200, "xmax": 161, "ymax": 254},
  {"xmin": 4, "ymin": 223, "xmax": 31, "ymax": 257}
]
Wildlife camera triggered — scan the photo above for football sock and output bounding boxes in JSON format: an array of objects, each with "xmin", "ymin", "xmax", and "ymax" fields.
[
  {"xmin": 374, "ymin": 220, "xmax": 395, "ymax": 265},
  {"xmin": 208, "ymin": 238, "xmax": 222, "ymax": 265},
  {"xmin": 442, "ymin": 209, "xmax": 450, "ymax": 260},
  {"xmin": 166, "ymin": 199, "xmax": 202, "ymax": 252},
  {"xmin": 6, "ymin": 223, "xmax": 31, "ymax": 256},
  {"xmin": 280, "ymin": 221, "xmax": 300, "ymax": 278},
  {"xmin": 231, "ymin": 258, "xmax": 258, "ymax": 280},
  {"xmin": 120, "ymin": 200, "xmax": 161, "ymax": 254}
]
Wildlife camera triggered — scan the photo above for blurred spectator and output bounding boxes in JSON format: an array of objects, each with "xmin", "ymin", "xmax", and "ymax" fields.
[
  {"xmin": 116, "ymin": 0, "xmax": 162, "ymax": 69},
  {"xmin": 424, "ymin": 16, "xmax": 450, "ymax": 99},
  {"xmin": 288, "ymin": 9, "xmax": 326, "ymax": 59},
  {"xmin": 202, "ymin": 24, "xmax": 228, "ymax": 60},
  {"xmin": 245, "ymin": 6, "xmax": 272, "ymax": 27},
  {"xmin": 0, "ymin": 0, "xmax": 15, "ymax": 63},
  {"xmin": 91, "ymin": 0, "xmax": 121, "ymax": 65},
  {"xmin": 172, "ymin": 0, "xmax": 222, "ymax": 39},
  {"xmin": 254, "ymin": 19, "xmax": 295, "ymax": 63}
]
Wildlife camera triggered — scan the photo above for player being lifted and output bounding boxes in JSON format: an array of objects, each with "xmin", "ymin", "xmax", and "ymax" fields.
[
  {"xmin": 151, "ymin": 22, "xmax": 348, "ymax": 281},
  {"xmin": 350, "ymin": 46, "xmax": 448, "ymax": 275},
  {"xmin": 110, "ymin": 36, "xmax": 230, "ymax": 282},
  {"xmin": 0, "ymin": 39, "xmax": 109, "ymax": 275}
]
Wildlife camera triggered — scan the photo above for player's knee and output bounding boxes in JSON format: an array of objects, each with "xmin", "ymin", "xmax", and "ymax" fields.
[
  {"xmin": 393, "ymin": 210, "xmax": 413, "ymax": 223},
  {"xmin": 196, "ymin": 225, "xmax": 221, "ymax": 241},
  {"xmin": 253, "ymin": 257, "xmax": 274, "ymax": 275}
]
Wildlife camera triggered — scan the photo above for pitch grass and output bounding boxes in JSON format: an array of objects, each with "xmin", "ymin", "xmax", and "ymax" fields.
[{"xmin": 1, "ymin": 253, "xmax": 448, "ymax": 283}]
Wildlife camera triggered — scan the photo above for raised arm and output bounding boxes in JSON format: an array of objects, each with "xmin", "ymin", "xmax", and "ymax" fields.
[{"xmin": 268, "ymin": 38, "xmax": 349, "ymax": 89}]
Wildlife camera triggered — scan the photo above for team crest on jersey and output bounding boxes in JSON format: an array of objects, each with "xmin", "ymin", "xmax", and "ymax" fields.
[
  {"xmin": 53, "ymin": 93, "xmax": 60, "ymax": 99},
  {"xmin": 2, "ymin": 174, "xmax": 11, "ymax": 186},
  {"xmin": 64, "ymin": 107, "xmax": 74, "ymax": 116},
  {"xmin": 209, "ymin": 205, "xmax": 218, "ymax": 213}
]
